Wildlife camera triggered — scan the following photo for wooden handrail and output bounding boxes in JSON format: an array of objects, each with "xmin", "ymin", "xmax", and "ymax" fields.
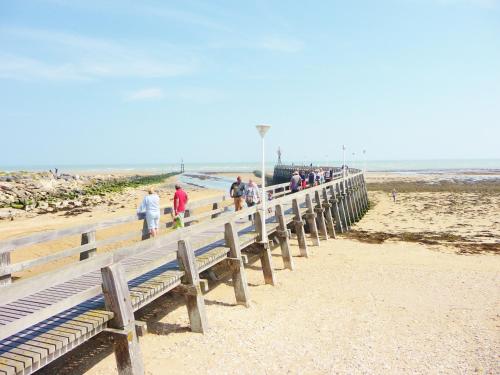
[{"xmin": 0, "ymin": 169, "xmax": 366, "ymax": 348}]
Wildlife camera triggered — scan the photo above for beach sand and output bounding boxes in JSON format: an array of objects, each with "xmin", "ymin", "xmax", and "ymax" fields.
[
  {"xmin": 27, "ymin": 171, "xmax": 499, "ymax": 375},
  {"xmin": 0, "ymin": 174, "xmax": 223, "ymax": 279}
]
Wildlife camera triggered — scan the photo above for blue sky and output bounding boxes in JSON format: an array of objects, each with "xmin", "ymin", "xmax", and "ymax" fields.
[{"xmin": 1, "ymin": 0, "xmax": 499, "ymax": 166}]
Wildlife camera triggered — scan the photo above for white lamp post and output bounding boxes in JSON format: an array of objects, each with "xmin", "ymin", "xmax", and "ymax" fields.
[
  {"xmin": 342, "ymin": 144, "xmax": 346, "ymax": 194},
  {"xmin": 256, "ymin": 124, "xmax": 271, "ymax": 243},
  {"xmin": 362, "ymin": 149, "xmax": 367, "ymax": 173}
]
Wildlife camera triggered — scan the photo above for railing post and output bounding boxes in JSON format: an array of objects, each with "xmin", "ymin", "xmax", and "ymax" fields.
[
  {"xmin": 361, "ymin": 174, "xmax": 369, "ymax": 211},
  {"xmin": 292, "ymin": 198, "xmax": 309, "ymax": 257},
  {"xmin": 356, "ymin": 175, "xmax": 366, "ymax": 214},
  {"xmin": 101, "ymin": 263, "xmax": 144, "ymax": 375},
  {"xmin": 329, "ymin": 186, "xmax": 344, "ymax": 233},
  {"xmin": 314, "ymin": 190, "xmax": 329, "ymax": 240},
  {"xmin": 177, "ymin": 239, "xmax": 208, "ymax": 333},
  {"xmin": 345, "ymin": 179, "xmax": 356, "ymax": 224},
  {"xmin": 80, "ymin": 230, "xmax": 97, "ymax": 261},
  {"xmin": 275, "ymin": 203, "xmax": 295, "ymax": 270},
  {"xmin": 255, "ymin": 210, "xmax": 277, "ymax": 286},
  {"xmin": 224, "ymin": 222, "xmax": 250, "ymax": 307},
  {"xmin": 141, "ymin": 218, "xmax": 150, "ymax": 240},
  {"xmin": 184, "ymin": 209, "xmax": 192, "ymax": 227},
  {"xmin": 321, "ymin": 188, "xmax": 336, "ymax": 239},
  {"xmin": 0, "ymin": 251, "xmax": 12, "ymax": 285},
  {"xmin": 305, "ymin": 193, "xmax": 320, "ymax": 246},
  {"xmin": 349, "ymin": 178, "xmax": 360, "ymax": 221},
  {"xmin": 337, "ymin": 183, "xmax": 351, "ymax": 230},
  {"xmin": 212, "ymin": 202, "xmax": 221, "ymax": 219}
]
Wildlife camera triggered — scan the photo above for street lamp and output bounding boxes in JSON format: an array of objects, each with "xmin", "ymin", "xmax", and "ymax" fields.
[
  {"xmin": 342, "ymin": 145, "xmax": 347, "ymax": 194},
  {"xmin": 362, "ymin": 149, "xmax": 367, "ymax": 173},
  {"xmin": 256, "ymin": 124, "xmax": 271, "ymax": 243}
]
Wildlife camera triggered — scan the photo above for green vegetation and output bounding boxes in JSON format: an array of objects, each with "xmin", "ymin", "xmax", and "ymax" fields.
[
  {"xmin": 367, "ymin": 180, "xmax": 500, "ymax": 193},
  {"xmin": 3, "ymin": 172, "xmax": 180, "ymax": 210}
]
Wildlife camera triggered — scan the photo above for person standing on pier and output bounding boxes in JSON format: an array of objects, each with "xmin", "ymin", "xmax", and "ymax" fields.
[
  {"xmin": 173, "ymin": 184, "xmax": 189, "ymax": 228},
  {"xmin": 308, "ymin": 170, "xmax": 316, "ymax": 187},
  {"xmin": 138, "ymin": 187, "xmax": 160, "ymax": 237},
  {"xmin": 230, "ymin": 176, "xmax": 245, "ymax": 211},
  {"xmin": 245, "ymin": 179, "xmax": 260, "ymax": 221},
  {"xmin": 290, "ymin": 171, "xmax": 302, "ymax": 193}
]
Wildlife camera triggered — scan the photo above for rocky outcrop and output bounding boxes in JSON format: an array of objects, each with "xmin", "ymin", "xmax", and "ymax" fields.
[{"xmin": 0, "ymin": 171, "xmax": 178, "ymax": 219}]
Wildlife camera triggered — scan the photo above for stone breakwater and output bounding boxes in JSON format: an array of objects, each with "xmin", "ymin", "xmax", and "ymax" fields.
[{"xmin": 0, "ymin": 171, "xmax": 178, "ymax": 220}]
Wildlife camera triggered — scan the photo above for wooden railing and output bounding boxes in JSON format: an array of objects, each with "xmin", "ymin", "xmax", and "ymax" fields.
[{"xmin": 0, "ymin": 168, "xmax": 369, "ymax": 375}]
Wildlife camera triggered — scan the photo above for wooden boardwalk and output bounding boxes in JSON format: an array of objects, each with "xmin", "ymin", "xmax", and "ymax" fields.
[{"xmin": 0, "ymin": 167, "xmax": 369, "ymax": 375}]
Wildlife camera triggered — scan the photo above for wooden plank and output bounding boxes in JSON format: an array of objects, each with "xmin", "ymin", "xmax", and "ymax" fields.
[
  {"xmin": 0, "ymin": 252, "xmax": 11, "ymax": 286},
  {"xmin": 0, "ymin": 284, "xmax": 103, "ymax": 342},
  {"xmin": 321, "ymin": 188, "xmax": 336, "ymax": 238},
  {"xmin": 305, "ymin": 194, "xmax": 320, "ymax": 246},
  {"xmin": 0, "ymin": 254, "xmax": 112, "ymax": 308},
  {"xmin": 224, "ymin": 222, "xmax": 250, "ymax": 307},
  {"xmin": 292, "ymin": 198, "xmax": 309, "ymax": 257},
  {"xmin": 255, "ymin": 211, "xmax": 276, "ymax": 286},
  {"xmin": 329, "ymin": 185, "xmax": 344, "ymax": 233},
  {"xmin": 275, "ymin": 204, "xmax": 294, "ymax": 271},
  {"xmin": 314, "ymin": 191, "xmax": 329, "ymax": 240},
  {"xmin": 177, "ymin": 239, "xmax": 208, "ymax": 333},
  {"xmin": 101, "ymin": 263, "xmax": 144, "ymax": 375},
  {"xmin": 80, "ymin": 230, "xmax": 97, "ymax": 261}
]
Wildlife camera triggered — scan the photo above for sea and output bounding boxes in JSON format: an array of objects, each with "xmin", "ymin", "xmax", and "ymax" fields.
[{"xmin": 2, "ymin": 159, "xmax": 499, "ymax": 174}]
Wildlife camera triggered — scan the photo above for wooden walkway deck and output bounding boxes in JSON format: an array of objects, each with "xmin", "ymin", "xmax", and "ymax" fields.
[{"xmin": 0, "ymin": 168, "xmax": 369, "ymax": 375}]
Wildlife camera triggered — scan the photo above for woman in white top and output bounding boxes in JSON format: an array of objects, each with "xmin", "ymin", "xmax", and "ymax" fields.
[
  {"xmin": 245, "ymin": 179, "xmax": 260, "ymax": 222},
  {"xmin": 137, "ymin": 187, "xmax": 160, "ymax": 237}
]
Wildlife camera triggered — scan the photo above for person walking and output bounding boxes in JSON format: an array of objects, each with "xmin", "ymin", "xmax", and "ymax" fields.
[
  {"xmin": 290, "ymin": 171, "xmax": 302, "ymax": 193},
  {"xmin": 245, "ymin": 179, "xmax": 260, "ymax": 221},
  {"xmin": 173, "ymin": 184, "xmax": 189, "ymax": 228},
  {"xmin": 308, "ymin": 170, "xmax": 316, "ymax": 187},
  {"xmin": 137, "ymin": 187, "xmax": 160, "ymax": 237},
  {"xmin": 230, "ymin": 176, "xmax": 245, "ymax": 211},
  {"xmin": 392, "ymin": 189, "xmax": 397, "ymax": 203}
]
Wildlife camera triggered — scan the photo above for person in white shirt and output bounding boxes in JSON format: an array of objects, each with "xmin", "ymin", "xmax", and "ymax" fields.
[{"xmin": 137, "ymin": 188, "xmax": 160, "ymax": 237}]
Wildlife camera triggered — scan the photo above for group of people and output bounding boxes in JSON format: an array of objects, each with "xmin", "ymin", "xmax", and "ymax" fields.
[
  {"xmin": 137, "ymin": 168, "xmax": 339, "ymax": 238},
  {"xmin": 137, "ymin": 184, "xmax": 188, "ymax": 237},
  {"xmin": 230, "ymin": 176, "xmax": 265, "ymax": 211},
  {"xmin": 289, "ymin": 168, "xmax": 335, "ymax": 193}
]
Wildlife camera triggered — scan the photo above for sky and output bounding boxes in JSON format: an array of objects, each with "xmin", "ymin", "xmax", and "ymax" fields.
[{"xmin": 1, "ymin": 0, "xmax": 499, "ymax": 167}]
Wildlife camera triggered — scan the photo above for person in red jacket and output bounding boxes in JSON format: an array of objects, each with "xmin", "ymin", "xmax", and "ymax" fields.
[{"xmin": 173, "ymin": 184, "xmax": 189, "ymax": 228}]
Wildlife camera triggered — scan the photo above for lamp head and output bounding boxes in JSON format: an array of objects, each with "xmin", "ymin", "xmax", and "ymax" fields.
[{"xmin": 256, "ymin": 124, "xmax": 271, "ymax": 138}]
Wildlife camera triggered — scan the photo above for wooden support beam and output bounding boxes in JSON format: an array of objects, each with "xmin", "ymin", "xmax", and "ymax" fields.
[
  {"xmin": 101, "ymin": 263, "xmax": 144, "ymax": 375},
  {"xmin": 211, "ymin": 202, "xmax": 221, "ymax": 219},
  {"xmin": 314, "ymin": 191, "xmax": 329, "ymax": 240},
  {"xmin": 177, "ymin": 239, "xmax": 208, "ymax": 333},
  {"xmin": 135, "ymin": 321, "xmax": 148, "ymax": 337},
  {"xmin": 292, "ymin": 198, "xmax": 309, "ymax": 258},
  {"xmin": 321, "ymin": 188, "xmax": 336, "ymax": 239},
  {"xmin": 344, "ymin": 182, "xmax": 355, "ymax": 226},
  {"xmin": 184, "ymin": 209, "xmax": 192, "ymax": 227},
  {"xmin": 255, "ymin": 210, "xmax": 276, "ymax": 286},
  {"xmin": 336, "ymin": 183, "xmax": 351, "ymax": 229},
  {"xmin": 224, "ymin": 222, "xmax": 251, "ymax": 307},
  {"xmin": 141, "ymin": 219, "xmax": 150, "ymax": 241},
  {"xmin": 329, "ymin": 186, "xmax": 344, "ymax": 233},
  {"xmin": 305, "ymin": 194, "xmax": 320, "ymax": 246},
  {"xmin": 346, "ymin": 178, "xmax": 356, "ymax": 222},
  {"xmin": 79, "ymin": 230, "xmax": 97, "ymax": 261},
  {"xmin": 349, "ymin": 178, "xmax": 360, "ymax": 221},
  {"xmin": 275, "ymin": 204, "xmax": 295, "ymax": 270},
  {"xmin": 0, "ymin": 251, "xmax": 11, "ymax": 286}
]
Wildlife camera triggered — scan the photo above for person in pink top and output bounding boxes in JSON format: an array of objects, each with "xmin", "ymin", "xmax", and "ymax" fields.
[{"xmin": 173, "ymin": 184, "xmax": 189, "ymax": 228}]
